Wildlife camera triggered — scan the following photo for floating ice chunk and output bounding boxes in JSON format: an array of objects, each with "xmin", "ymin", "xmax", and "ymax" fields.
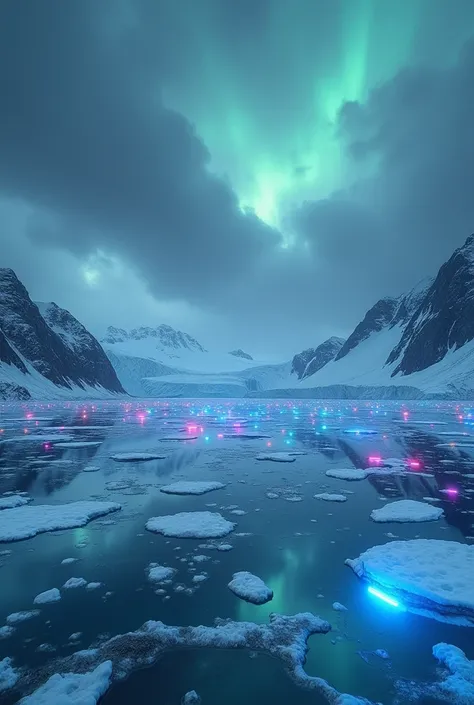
[
  {"xmin": 182, "ymin": 691, "xmax": 201, "ymax": 705},
  {"xmin": 6, "ymin": 610, "xmax": 40, "ymax": 625},
  {"xmin": 0, "ymin": 501, "xmax": 121, "ymax": 542},
  {"xmin": 83, "ymin": 466, "xmax": 100, "ymax": 473},
  {"xmin": 160, "ymin": 481, "xmax": 225, "ymax": 495},
  {"xmin": 230, "ymin": 509, "xmax": 246, "ymax": 515},
  {"xmin": 160, "ymin": 436, "xmax": 198, "ymax": 442},
  {"xmin": 193, "ymin": 555, "xmax": 210, "ymax": 562},
  {"xmin": 228, "ymin": 571, "xmax": 273, "ymax": 605},
  {"xmin": 224, "ymin": 432, "xmax": 271, "ymax": 439},
  {"xmin": 146, "ymin": 512, "xmax": 236, "ymax": 539},
  {"xmin": 370, "ymin": 500, "xmax": 444, "ymax": 523},
  {"xmin": 34, "ymin": 588, "xmax": 61, "ymax": 604},
  {"xmin": 19, "ymin": 660, "xmax": 112, "ymax": 704},
  {"xmin": 110, "ymin": 452, "xmax": 166, "ymax": 462},
  {"xmin": 346, "ymin": 539, "xmax": 474, "ymax": 625},
  {"xmin": 314, "ymin": 493, "xmax": 347, "ymax": 503},
  {"xmin": 0, "ymin": 495, "xmax": 31, "ymax": 510},
  {"xmin": 374, "ymin": 649, "xmax": 390, "ymax": 659},
  {"xmin": 147, "ymin": 564, "xmax": 176, "ymax": 583},
  {"xmin": 86, "ymin": 582, "xmax": 102, "ymax": 591},
  {"xmin": 325, "ymin": 469, "xmax": 368, "ymax": 481},
  {"xmin": 332, "ymin": 602, "xmax": 348, "ymax": 612},
  {"xmin": 63, "ymin": 577, "xmax": 87, "ymax": 589},
  {"xmin": 69, "ymin": 632, "xmax": 82, "ymax": 641},
  {"xmin": 256, "ymin": 453, "xmax": 296, "ymax": 463},
  {"xmin": 431, "ymin": 642, "xmax": 474, "ymax": 701},
  {"xmin": 192, "ymin": 574, "xmax": 208, "ymax": 584},
  {"xmin": 0, "ymin": 657, "xmax": 18, "ymax": 692},
  {"xmin": 52, "ymin": 441, "xmax": 102, "ymax": 448},
  {"xmin": 216, "ymin": 544, "xmax": 233, "ymax": 552},
  {"xmin": 61, "ymin": 558, "xmax": 78, "ymax": 565},
  {"xmin": 266, "ymin": 492, "xmax": 279, "ymax": 499},
  {"xmin": 0, "ymin": 626, "xmax": 15, "ymax": 640}
]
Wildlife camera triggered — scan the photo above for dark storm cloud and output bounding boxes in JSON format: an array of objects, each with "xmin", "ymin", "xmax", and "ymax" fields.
[
  {"xmin": 294, "ymin": 41, "xmax": 474, "ymax": 299},
  {"xmin": 0, "ymin": 0, "xmax": 276, "ymax": 304}
]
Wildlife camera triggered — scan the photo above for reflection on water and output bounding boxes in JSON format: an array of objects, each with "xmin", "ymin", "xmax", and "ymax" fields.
[{"xmin": 0, "ymin": 399, "xmax": 473, "ymax": 704}]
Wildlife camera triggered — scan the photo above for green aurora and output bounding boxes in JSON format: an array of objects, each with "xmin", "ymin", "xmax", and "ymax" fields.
[{"xmin": 161, "ymin": 0, "xmax": 474, "ymax": 231}]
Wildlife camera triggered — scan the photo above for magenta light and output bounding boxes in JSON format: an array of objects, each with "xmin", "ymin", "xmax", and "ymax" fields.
[
  {"xmin": 446, "ymin": 488, "xmax": 458, "ymax": 496},
  {"xmin": 368, "ymin": 455, "xmax": 382, "ymax": 464},
  {"xmin": 408, "ymin": 460, "xmax": 421, "ymax": 469}
]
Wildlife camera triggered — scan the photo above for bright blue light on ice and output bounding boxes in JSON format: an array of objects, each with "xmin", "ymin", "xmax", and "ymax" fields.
[{"xmin": 368, "ymin": 586, "xmax": 401, "ymax": 608}]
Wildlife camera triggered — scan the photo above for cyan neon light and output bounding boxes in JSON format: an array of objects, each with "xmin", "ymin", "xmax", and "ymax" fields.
[{"xmin": 368, "ymin": 586, "xmax": 401, "ymax": 608}]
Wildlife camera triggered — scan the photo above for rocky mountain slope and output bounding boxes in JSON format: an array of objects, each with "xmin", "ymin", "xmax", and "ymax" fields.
[
  {"xmin": 0, "ymin": 269, "xmax": 124, "ymax": 399},
  {"xmin": 292, "ymin": 337, "xmax": 345, "ymax": 380}
]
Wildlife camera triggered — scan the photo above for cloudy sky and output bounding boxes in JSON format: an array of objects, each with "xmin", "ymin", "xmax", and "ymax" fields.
[{"xmin": 1, "ymin": 0, "xmax": 473, "ymax": 360}]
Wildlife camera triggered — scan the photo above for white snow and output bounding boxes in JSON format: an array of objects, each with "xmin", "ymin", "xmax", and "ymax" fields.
[
  {"xmin": 110, "ymin": 452, "xmax": 166, "ymax": 462},
  {"xmin": 432, "ymin": 642, "xmax": 474, "ymax": 701},
  {"xmin": 370, "ymin": 500, "xmax": 444, "ymax": 523},
  {"xmin": 228, "ymin": 571, "xmax": 273, "ymax": 605},
  {"xmin": 159, "ymin": 481, "xmax": 225, "ymax": 495},
  {"xmin": 346, "ymin": 539, "xmax": 474, "ymax": 625},
  {"xmin": 147, "ymin": 564, "xmax": 176, "ymax": 583},
  {"xmin": 0, "ymin": 501, "xmax": 121, "ymax": 542},
  {"xmin": 146, "ymin": 511, "xmax": 236, "ymax": 539},
  {"xmin": 0, "ymin": 495, "xmax": 31, "ymax": 510},
  {"xmin": 19, "ymin": 661, "xmax": 112, "ymax": 704},
  {"xmin": 34, "ymin": 588, "xmax": 61, "ymax": 604},
  {"xmin": 325, "ymin": 469, "xmax": 368, "ymax": 481},
  {"xmin": 0, "ymin": 657, "xmax": 18, "ymax": 692},
  {"xmin": 6, "ymin": 610, "xmax": 40, "ymax": 625},
  {"xmin": 256, "ymin": 452, "xmax": 297, "ymax": 463},
  {"xmin": 63, "ymin": 577, "xmax": 87, "ymax": 589},
  {"xmin": 314, "ymin": 493, "xmax": 347, "ymax": 502}
]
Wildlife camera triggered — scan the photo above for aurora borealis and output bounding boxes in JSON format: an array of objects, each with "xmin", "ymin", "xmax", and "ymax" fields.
[{"xmin": 0, "ymin": 0, "xmax": 474, "ymax": 355}]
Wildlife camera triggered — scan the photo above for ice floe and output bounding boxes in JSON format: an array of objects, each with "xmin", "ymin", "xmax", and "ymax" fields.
[
  {"xmin": 33, "ymin": 589, "xmax": 61, "ymax": 605},
  {"xmin": 0, "ymin": 495, "xmax": 31, "ymax": 510},
  {"xmin": 346, "ymin": 539, "xmax": 474, "ymax": 625},
  {"xmin": 0, "ymin": 501, "xmax": 121, "ymax": 542},
  {"xmin": 63, "ymin": 578, "xmax": 87, "ymax": 589},
  {"xmin": 370, "ymin": 500, "xmax": 444, "ymax": 523},
  {"xmin": 160, "ymin": 481, "xmax": 226, "ymax": 495},
  {"xmin": 86, "ymin": 582, "xmax": 102, "ymax": 591},
  {"xmin": 332, "ymin": 602, "xmax": 348, "ymax": 612},
  {"xmin": 61, "ymin": 558, "xmax": 78, "ymax": 565},
  {"xmin": 228, "ymin": 571, "xmax": 273, "ymax": 605},
  {"xmin": 0, "ymin": 626, "xmax": 15, "ymax": 640},
  {"xmin": 0, "ymin": 657, "xmax": 18, "ymax": 692},
  {"xmin": 110, "ymin": 452, "xmax": 166, "ymax": 462},
  {"xmin": 19, "ymin": 661, "xmax": 112, "ymax": 704},
  {"xmin": 182, "ymin": 690, "xmax": 201, "ymax": 705},
  {"xmin": 146, "ymin": 511, "xmax": 235, "ymax": 539},
  {"xmin": 82, "ymin": 465, "xmax": 100, "ymax": 473},
  {"xmin": 52, "ymin": 441, "xmax": 102, "ymax": 448},
  {"xmin": 147, "ymin": 564, "xmax": 176, "ymax": 583},
  {"xmin": 325, "ymin": 469, "xmax": 368, "ymax": 481},
  {"xmin": 256, "ymin": 452, "xmax": 296, "ymax": 463},
  {"xmin": 314, "ymin": 493, "xmax": 347, "ymax": 503},
  {"xmin": 6, "ymin": 611, "xmax": 40, "ymax": 625}
]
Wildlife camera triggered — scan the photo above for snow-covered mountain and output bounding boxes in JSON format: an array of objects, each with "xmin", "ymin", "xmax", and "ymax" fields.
[
  {"xmin": 291, "ymin": 337, "xmax": 345, "ymax": 380},
  {"xmin": 257, "ymin": 235, "xmax": 474, "ymax": 399},
  {"xmin": 101, "ymin": 325, "xmax": 290, "ymax": 397},
  {"xmin": 0, "ymin": 269, "xmax": 124, "ymax": 400}
]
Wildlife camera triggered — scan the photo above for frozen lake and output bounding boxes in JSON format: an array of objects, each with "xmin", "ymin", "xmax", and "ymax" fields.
[{"xmin": 0, "ymin": 399, "xmax": 473, "ymax": 704}]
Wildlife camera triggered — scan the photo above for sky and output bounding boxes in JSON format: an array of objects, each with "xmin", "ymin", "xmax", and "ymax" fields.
[{"xmin": 1, "ymin": 0, "xmax": 474, "ymax": 360}]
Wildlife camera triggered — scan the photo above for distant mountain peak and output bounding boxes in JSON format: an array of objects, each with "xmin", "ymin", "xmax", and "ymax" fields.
[
  {"xmin": 102, "ymin": 324, "xmax": 206, "ymax": 353},
  {"xmin": 292, "ymin": 336, "xmax": 345, "ymax": 380},
  {"xmin": 229, "ymin": 349, "xmax": 253, "ymax": 361}
]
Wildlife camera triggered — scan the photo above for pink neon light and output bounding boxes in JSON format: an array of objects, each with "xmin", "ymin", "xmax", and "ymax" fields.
[
  {"xmin": 407, "ymin": 459, "xmax": 421, "ymax": 469},
  {"xmin": 446, "ymin": 488, "xmax": 458, "ymax": 495},
  {"xmin": 217, "ymin": 433, "xmax": 224, "ymax": 439},
  {"xmin": 368, "ymin": 455, "xmax": 382, "ymax": 464}
]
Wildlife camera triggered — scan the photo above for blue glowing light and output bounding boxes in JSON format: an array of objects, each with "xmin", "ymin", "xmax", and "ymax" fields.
[{"xmin": 368, "ymin": 586, "xmax": 401, "ymax": 608}]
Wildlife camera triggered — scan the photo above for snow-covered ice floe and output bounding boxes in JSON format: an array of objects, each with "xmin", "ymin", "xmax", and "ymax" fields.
[
  {"xmin": 314, "ymin": 493, "xmax": 347, "ymax": 503},
  {"xmin": 147, "ymin": 564, "xmax": 176, "ymax": 583},
  {"xmin": 16, "ymin": 613, "xmax": 377, "ymax": 704},
  {"xmin": 346, "ymin": 539, "xmax": 474, "ymax": 626},
  {"xmin": 228, "ymin": 572, "xmax": 273, "ymax": 605},
  {"xmin": 18, "ymin": 661, "xmax": 112, "ymax": 704},
  {"xmin": 370, "ymin": 500, "xmax": 444, "ymax": 523},
  {"xmin": 256, "ymin": 452, "xmax": 298, "ymax": 463},
  {"xmin": 109, "ymin": 452, "xmax": 166, "ymax": 462},
  {"xmin": 159, "ymin": 481, "xmax": 226, "ymax": 495},
  {"xmin": 146, "ymin": 511, "xmax": 236, "ymax": 539},
  {"xmin": 325, "ymin": 469, "xmax": 369, "ymax": 481},
  {"xmin": 0, "ymin": 495, "xmax": 32, "ymax": 510},
  {"xmin": 52, "ymin": 441, "xmax": 102, "ymax": 448},
  {"xmin": 6, "ymin": 611, "xmax": 40, "ymax": 626},
  {"xmin": 0, "ymin": 657, "xmax": 18, "ymax": 692},
  {"xmin": 63, "ymin": 578, "xmax": 87, "ymax": 590},
  {"xmin": 0, "ymin": 501, "xmax": 121, "ymax": 542},
  {"xmin": 33, "ymin": 588, "xmax": 61, "ymax": 605}
]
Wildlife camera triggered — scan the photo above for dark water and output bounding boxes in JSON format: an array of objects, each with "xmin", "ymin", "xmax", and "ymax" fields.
[{"xmin": 0, "ymin": 399, "xmax": 473, "ymax": 704}]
